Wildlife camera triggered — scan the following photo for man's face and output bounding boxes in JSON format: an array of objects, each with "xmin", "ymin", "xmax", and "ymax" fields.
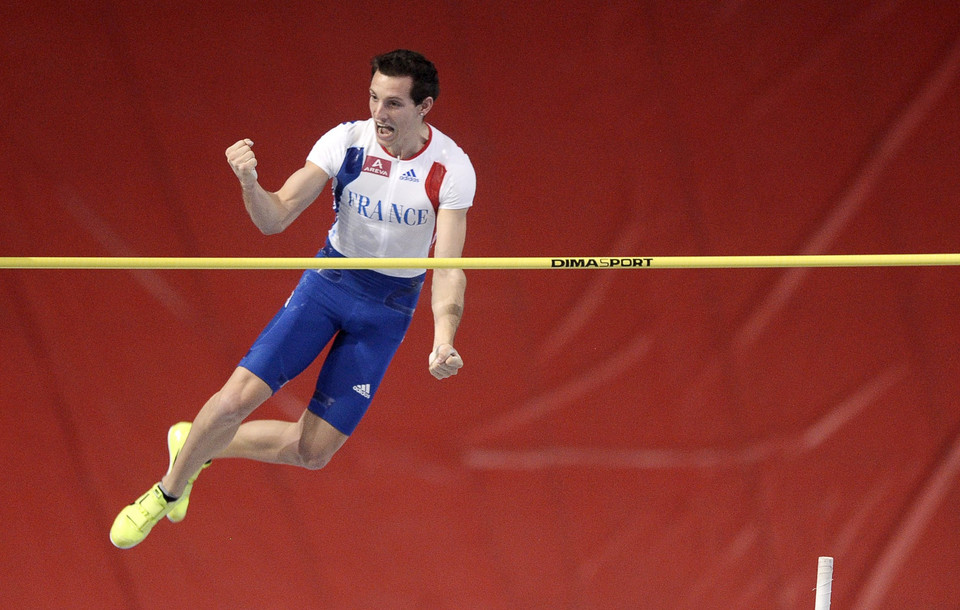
[{"xmin": 369, "ymin": 71, "xmax": 429, "ymax": 156}]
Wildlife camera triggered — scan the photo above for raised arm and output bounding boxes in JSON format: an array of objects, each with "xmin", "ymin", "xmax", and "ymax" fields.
[
  {"xmin": 428, "ymin": 207, "xmax": 468, "ymax": 380},
  {"xmin": 225, "ymin": 139, "xmax": 330, "ymax": 235}
]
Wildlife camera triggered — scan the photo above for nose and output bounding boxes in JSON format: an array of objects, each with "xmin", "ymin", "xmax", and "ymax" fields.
[{"xmin": 371, "ymin": 100, "xmax": 386, "ymax": 121}]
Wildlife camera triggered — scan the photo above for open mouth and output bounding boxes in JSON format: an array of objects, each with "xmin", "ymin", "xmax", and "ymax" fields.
[{"xmin": 376, "ymin": 122, "xmax": 395, "ymax": 138}]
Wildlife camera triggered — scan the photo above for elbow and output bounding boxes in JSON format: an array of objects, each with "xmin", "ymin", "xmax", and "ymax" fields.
[
  {"xmin": 436, "ymin": 302, "xmax": 464, "ymax": 319},
  {"xmin": 432, "ymin": 270, "xmax": 466, "ymax": 314},
  {"xmin": 246, "ymin": 197, "xmax": 293, "ymax": 235},
  {"xmin": 255, "ymin": 217, "xmax": 287, "ymax": 236},
  {"xmin": 434, "ymin": 267, "xmax": 466, "ymax": 286}
]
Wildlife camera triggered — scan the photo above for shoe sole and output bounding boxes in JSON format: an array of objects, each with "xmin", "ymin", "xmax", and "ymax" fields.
[
  {"xmin": 167, "ymin": 422, "xmax": 191, "ymax": 476},
  {"xmin": 165, "ymin": 422, "xmax": 191, "ymax": 523},
  {"xmin": 165, "ymin": 422, "xmax": 210, "ymax": 523}
]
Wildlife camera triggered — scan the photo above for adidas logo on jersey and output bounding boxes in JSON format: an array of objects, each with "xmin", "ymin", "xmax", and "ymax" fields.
[
  {"xmin": 353, "ymin": 384, "xmax": 371, "ymax": 398},
  {"xmin": 399, "ymin": 169, "xmax": 419, "ymax": 182}
]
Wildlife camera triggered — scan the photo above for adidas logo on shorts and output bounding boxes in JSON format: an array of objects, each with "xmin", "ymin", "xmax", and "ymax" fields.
[{"xmin": 353, "ymin": 384, "xmax": 371, "ymax": 398}]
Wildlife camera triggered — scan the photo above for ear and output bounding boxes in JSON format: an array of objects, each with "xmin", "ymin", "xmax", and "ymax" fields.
[{"xmin": 418, "ymin": 97, "xmax": 435, "ymax": 117}]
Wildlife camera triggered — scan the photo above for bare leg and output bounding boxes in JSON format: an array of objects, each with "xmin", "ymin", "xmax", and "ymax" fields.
[
  {"xmin": 161, "ymin": 367, "xmax": 272, "ymax": 496},
  {"xmin": 162, "ymin": 367, "xmax": 350, "ymax": 496},
  {"xmin": 220, "ymin": 408, "xmax": 349, "ymax": 469}
]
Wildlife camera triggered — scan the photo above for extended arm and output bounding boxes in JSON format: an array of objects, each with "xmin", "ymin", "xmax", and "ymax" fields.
[
  {"xmin": 225, "ymin": 139, "xmax": 330, "ymax": 235},
  {"xmin": 428, "ymin": 207, "xmax": 468, "ymax": 380}
]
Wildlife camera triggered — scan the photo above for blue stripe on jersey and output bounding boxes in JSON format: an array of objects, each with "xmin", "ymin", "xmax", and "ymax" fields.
[{"xmin": 333, "ymin": 147, "xmax": 365, "ymax": 212}]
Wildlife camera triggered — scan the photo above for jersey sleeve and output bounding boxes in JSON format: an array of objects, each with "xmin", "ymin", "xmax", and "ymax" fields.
[
  {"xmin": 438, "ymin": 154, "xmax": 476, "ymax": 210},
  {"xmin": 306, "ymin": 122, "xmax": 354, "ymax": 176}
]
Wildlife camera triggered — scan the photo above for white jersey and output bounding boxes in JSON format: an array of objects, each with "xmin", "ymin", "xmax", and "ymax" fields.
[{"xmin": 307, "ymin": 119, "xmax": 476, "ymax": 277}]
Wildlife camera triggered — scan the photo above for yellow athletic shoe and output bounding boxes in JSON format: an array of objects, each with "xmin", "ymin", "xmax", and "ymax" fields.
[
  {"xmin": 110, "ymin": 483, "xmax": 175, "ymax": 549},
  {"xmin": 165, "ymin": 422, "xmax": 210, "ymax": 523}
]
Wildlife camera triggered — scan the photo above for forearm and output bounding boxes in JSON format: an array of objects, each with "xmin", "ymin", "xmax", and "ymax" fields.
[
  {"xmin": 241, "ymin": 184, "xmax": 289, "ymax": 235},
  {"xmin": 431, "ymin": 268, "xmax": 466, "ymax": 348},
  {"xmin": 227, "ymin": 140, "xmax": 328, "ymax": 235}
]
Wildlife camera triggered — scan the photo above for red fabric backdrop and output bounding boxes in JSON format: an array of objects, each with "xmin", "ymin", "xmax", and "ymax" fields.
[{"xmin": 2, "ymin": 2, "xmax": 959, "ymax": 608}]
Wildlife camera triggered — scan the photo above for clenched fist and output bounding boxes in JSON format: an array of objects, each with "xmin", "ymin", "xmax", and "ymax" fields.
[
  {"xmin": 429, "ymin": 344, "xmax": 463, "ymax": 380},
  {"xmin": 225, "ymin": 139, "xmax": 258, "ymax": 188}
]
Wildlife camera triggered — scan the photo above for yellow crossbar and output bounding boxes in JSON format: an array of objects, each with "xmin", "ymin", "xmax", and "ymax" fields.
[{"xmin": 1, "ymin": 254, "xmax": 959, "ymax": 270}]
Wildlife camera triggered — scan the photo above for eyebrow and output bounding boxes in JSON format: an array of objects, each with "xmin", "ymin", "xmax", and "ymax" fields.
[{"xmin": 369, "ymin": 88, "xmax": 409, "ymax": 103}]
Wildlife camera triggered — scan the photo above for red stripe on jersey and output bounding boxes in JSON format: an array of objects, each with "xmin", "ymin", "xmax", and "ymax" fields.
[{"xmin": 425, "ymin": 162, "xmax": 447, "ymax": 213}]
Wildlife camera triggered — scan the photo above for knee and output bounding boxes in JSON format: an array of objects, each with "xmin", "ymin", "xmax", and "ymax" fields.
[
  {"xmin": 212, "ymin": 376, "xmax": 269, "ymax": 425},
  {"xmin": 292, "ymin": 411, "xmax": 348, "ymax": 471},
  {"xmin": 296, "ymin": 447, "xmax": 335, "ymax": 471},
  {"xmin": 212, "ymin": 389, "xmax": 250, "ymax": 425}
]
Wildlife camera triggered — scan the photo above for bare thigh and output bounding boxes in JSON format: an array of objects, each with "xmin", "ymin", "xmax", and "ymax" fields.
[{"xmin": 296, "ymin": 408, "xmax": 349, "ymax": 469}]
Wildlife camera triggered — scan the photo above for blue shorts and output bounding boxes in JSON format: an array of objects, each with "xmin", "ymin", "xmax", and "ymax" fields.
[{"xmin": 238, "ymin": 244, "xmax": 424, "ymax": 435}]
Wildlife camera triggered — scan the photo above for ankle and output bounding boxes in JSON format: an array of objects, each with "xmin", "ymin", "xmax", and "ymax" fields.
[{"xmin": 158, "ymin": 480, "xmax": 181, "ymax": 501}]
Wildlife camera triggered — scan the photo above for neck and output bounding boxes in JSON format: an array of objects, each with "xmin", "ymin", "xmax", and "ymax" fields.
[{"xmin": 390, "ymin": 123, "xmax": 430, "ymax": 159}]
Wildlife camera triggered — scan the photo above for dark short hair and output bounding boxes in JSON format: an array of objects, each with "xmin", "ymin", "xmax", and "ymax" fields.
[{"xmin": 370, "ymin": 49, "xmax": 439, "ymax": 105}]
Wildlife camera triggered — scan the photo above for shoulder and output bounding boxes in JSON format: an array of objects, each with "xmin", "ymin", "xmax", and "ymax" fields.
[
  {"xmin": 308, "ymin": 120, "xmax": 375, "ymax": 171},
  {"xmin": 427, "ymin": 126, "xmax": 471, "ymax": 163},
  {"xmin": 319, "ymin": 119, "xmax": 375, "ymax": 147},
  {"xmin": 426, "ymin": 126, "xmax": 474, "ymax": 179},
  {"xmin": 425, "ymin": 127, "xmax": 476, "ymax": 207}
]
